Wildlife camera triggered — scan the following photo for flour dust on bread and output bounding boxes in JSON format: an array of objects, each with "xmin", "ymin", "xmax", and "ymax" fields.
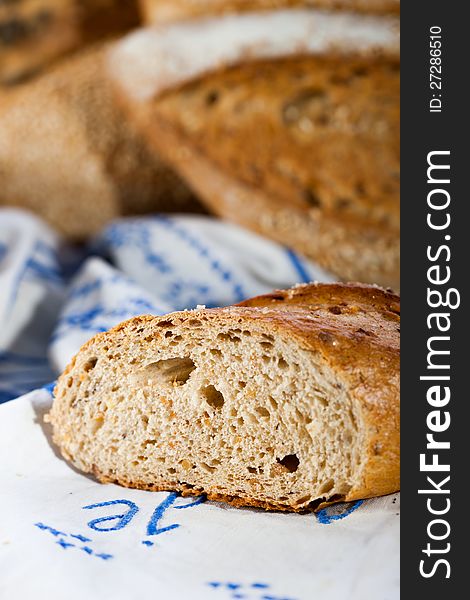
[
  {"xmin": 49, "ymin": 283, "xmax": 400, "ymax": 512},
  {"xmin": 109, "ymin": 7, "xmax": 400, "ymax": 289}
]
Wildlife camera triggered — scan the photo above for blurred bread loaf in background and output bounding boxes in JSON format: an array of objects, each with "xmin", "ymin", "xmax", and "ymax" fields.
[
  {"xmin": 0, "ymin": 0, "xmax": 139, "ymax": 85},
  {"xmin": 110, "ymin": 3, "xmax": 400, "ymax": 288},
  {"xmin": 0, "ymin": 41, "xmax": 199, "ymax": 239}
]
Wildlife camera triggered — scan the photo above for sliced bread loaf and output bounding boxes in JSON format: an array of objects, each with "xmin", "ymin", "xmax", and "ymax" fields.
[{"xmin": 48, "ymin": 283, "xmax": 400, "ymax": 512}]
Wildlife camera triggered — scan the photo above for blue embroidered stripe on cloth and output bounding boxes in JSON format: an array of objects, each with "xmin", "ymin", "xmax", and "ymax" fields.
[{"xmin": 0, "ymin": 208, "xmax": 399, "ymax": 600}]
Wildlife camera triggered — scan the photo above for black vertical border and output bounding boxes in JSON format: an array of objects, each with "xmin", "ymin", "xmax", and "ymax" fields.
[{"xmin": 401, "ymin": 3, "xmax": 467, "ymax": 595}]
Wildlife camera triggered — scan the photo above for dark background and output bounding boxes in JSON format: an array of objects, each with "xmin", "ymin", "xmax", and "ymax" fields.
[{"xmin": 401, "ymin": 2, "xmax": 467, "ymax": 593}]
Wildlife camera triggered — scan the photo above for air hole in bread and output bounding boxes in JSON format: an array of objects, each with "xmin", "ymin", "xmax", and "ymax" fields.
[
  {"xmin": 245, "ymin": 412, "xmax": 258, "ymax": 425},
  {"xmin": 319, "ymin": 478, "xmax": 335, "ymax": 494},
  {"xmin": 201, "ymin": 462, "xmax": 216, "ymax": 473},
  {"xmin": 83, "ymin": 357, "xmax": 98, "ymax": 372},
  {"xmin": 156, "ymin": 320, "xmax": 173, "ymax": 328},
  {"xmin": 278, "ymin": 358, "xmax": 288, "ymax": 369},
  {"xmin": 202, "ymin": 385, "xmax": 224, "ymax": 409},
  {"xmin": 255, "ymin": 406, "xmax": 270, "ymax": 418},
  {"xmin": 210, "ymin": 349, "xmax": 222, "ymax": 357},
  {"xmin": 188, "ymin": 319, "xmax": 202, "ymax": 327},
  {"xmin": 268, "ymin": 396, "xmax": 278, "ymax": 410},
  {"xmin": 144, "ymin": 357, "xmax": 196, "ymax": 384},
  {"xmin": 277, "ymin": 454, "xmax": 300, "ymax": 473},
  {"xmin": 260, "ymin": 341, "xmax": 273, "ymax": 350},
  {"xmin": 217, "ymin": 332, "xmax": 241, "ymax": 342},
  {"xmin": 295, "ymin": 495, "xmax": 312, "ymax": 505},
  {"xmin": 91, "ymin": 415, "xmax": 104, "ymax": 433},
  {"xmin": 328, "ymin": 306, "xmax": 342, "ymax": 315},
  {"xmin": 143, "ymin": 439, "xmax": 157, "ymax": 446}
]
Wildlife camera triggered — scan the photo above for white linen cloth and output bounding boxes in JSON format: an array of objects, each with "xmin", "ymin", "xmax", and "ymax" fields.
[{"xmin": 0, "ymin": 208, "xmax": 399, "ymax": 600}]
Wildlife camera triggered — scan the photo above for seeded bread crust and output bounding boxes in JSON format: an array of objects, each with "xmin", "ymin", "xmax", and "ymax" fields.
[
  {"xmin": 0, "ymin": 41, "xmax": 200, "ymax": 239},
  {"xmin": 49, "ymin": 283, "xmax": 400, "ymax": 512},
  {"xmin": 140, "ymin": 0, "xmax": 400, "ymax": 25},
  {"xmin": 0, "ymin": 0, "xmax": 139, "ymax": 85}
]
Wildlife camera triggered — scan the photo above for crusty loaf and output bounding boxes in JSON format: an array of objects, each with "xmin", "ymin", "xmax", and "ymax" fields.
[
  {"xmin": 109, "ymin": 10, "xmax": 400, "ymax": 288},
  {"xmin": 0, "ymin": 41, "xmax": 200, "ymax": 240},
  {"xmin": 48, "ymin": 283, "xmax": 400, "ymax": 512},
  {"xmin": 0, "ymin": 0, "xmax": 139, "ymax": 85},
  {"xmin": 140, "ymin": 0, "xmax": 400, "ymax": 25}
]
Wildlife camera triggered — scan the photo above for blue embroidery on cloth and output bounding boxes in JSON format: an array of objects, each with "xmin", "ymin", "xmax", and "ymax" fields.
[
  {"xmin": 83, "ymin": 500, "xmax": 139, "ymax": 532},
  {"xmin": 79, "ymin": 493, "xmax": 205, "ymax": 549},
  {"xmin": 152, "ymin": 216, "xmax": 247, "ymax": 304},
  {"xmin": 315, "ymin": 500, "xmax": 364, "ymax": 524},
  {"xmin": 34, "ymin": 522, "xmax": 114, "ymax": 560},
  {"xmin": 207, "ymin": 581, "xmax": 296, "ymax": 600},
  {"xmin": 284, "ymin": 249, "xmax": 312, "ymax": 284}
]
